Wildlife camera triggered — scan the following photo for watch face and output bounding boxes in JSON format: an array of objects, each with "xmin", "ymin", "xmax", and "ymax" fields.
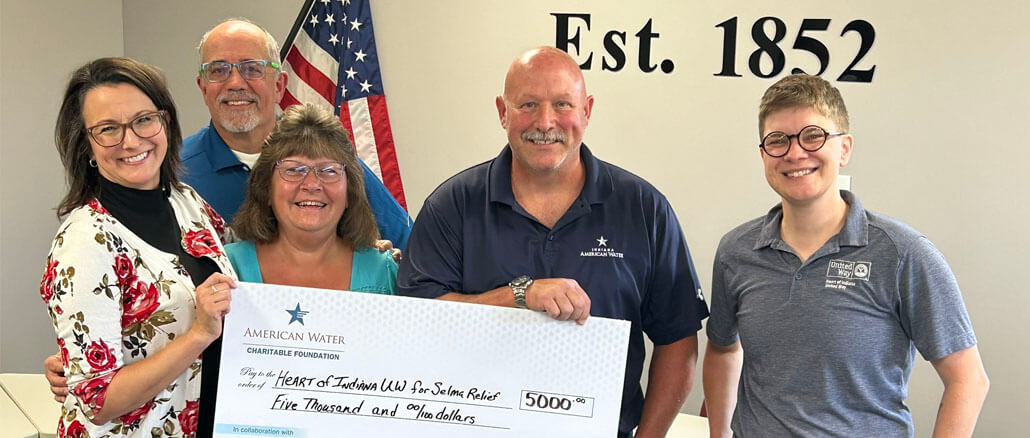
[{"xmin": 512, "ymin": 275, "xmax": 531, "ymax": 287}]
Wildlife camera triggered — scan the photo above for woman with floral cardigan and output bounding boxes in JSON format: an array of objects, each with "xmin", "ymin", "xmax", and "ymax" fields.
[{"xmin": 40, "ymin": 57, "xmax": 236, "ymax": 437}]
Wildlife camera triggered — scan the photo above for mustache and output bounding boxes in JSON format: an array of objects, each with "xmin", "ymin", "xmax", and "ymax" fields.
[
  {"xmin": 217, "ymin": 90, "xmax": 259, "ymax": 103},
  {"xmin": 521, "ymin": 129, "xmax": 566, "ymax": 143}
]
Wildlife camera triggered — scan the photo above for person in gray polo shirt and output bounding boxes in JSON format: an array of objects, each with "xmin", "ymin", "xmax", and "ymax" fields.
[{"xmin": 702, "ymin": 74, "xmax": 989, "ymax": 437}]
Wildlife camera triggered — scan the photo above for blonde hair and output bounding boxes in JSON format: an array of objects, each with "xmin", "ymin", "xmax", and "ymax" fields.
[{"xmin": 758, "ymin": 74, "xmax": 849, "ymax": 136}]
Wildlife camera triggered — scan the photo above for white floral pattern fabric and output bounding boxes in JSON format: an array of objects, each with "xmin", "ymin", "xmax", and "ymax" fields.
[{"xmin": 40, "ymin": 185, "xmax": 234, "ymax": 437}]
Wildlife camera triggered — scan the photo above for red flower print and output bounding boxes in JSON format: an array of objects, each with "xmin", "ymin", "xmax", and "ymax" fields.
[
  {"xmin": 64, "ymin": 419, "xmax": 88, "ymax": 438},
  {"xmin": 204, "ymin": 201, "xmax": 227, "ymax": 238},
  {"xmin": 57, "ymin": 338, "xmax": 70, "ymax": 368},
  {"xmin": 73, "ymin": 373, "xmax": 114, "ymax": 410},
  {"xmin": 112, "ymin": 253, "xmax": 137, "ymax": 289},
  {"xmin": 122, "ymin": 280, "xmax": 160, "ymax": 328},
  {"xmin": 183, "ymin": 229, "xmax": 221, "ymax": 258},
  {"xmin": 84, "ymin": 340, "xmax": 117, "ymax": 372},
  {"xmin": 40, "ymin": 257, "xmax": 59, "ymax": 303},
  {"xmin": 118, "ymin": 401, "xmax": 152, "ymax": 426},
  {"xmin": 178, "ymin": 399, "xmax": 199, "ymax": 437},
  {"xmin": 87, "ymin": 199, "xmax": 109, "ymax": 215}
]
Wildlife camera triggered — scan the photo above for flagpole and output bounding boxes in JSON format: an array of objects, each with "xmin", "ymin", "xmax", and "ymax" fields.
[{"xmin": 280, "ymin": 0, "xmax": 316, "ymax": 61}]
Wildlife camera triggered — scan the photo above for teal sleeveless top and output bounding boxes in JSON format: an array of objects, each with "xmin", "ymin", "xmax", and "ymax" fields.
[{"xmin": 225, "ymin": 240, "xmax": 396, "ymax": 295}]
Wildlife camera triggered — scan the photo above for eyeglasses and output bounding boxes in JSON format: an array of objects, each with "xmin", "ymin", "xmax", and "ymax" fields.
[
  {"xmin": 86, "ymin": 110, "xmax": 168, "ymax": 147},
  {"xmin": 199, "ymin": 60, "xmax": 280, "ymax": 82},
  {"xmin": 760, "ymin": 125, "xmax": 846, "ymax": 158},
  {"xmin": 275, "ymin": 160, "xmax": 346, "ymax": 184}
]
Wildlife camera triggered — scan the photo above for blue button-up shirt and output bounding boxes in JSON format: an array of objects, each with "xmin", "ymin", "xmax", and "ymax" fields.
[
  {"xmin": 398, "ymin": 144, "xmax": 709, "ymax": 436},
  {"xmin": 180, "ymin": 122, "xmax": 412, "ymax": 249}
]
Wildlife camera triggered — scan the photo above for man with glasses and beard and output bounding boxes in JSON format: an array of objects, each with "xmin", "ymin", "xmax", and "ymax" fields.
[{"xmin": 184, "ymin": 18, "xmax": 411, "ymax": 247}]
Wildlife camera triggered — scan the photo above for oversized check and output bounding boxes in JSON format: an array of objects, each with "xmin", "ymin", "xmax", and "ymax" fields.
[{"xmin": 213, "ymin": 282, "xmax": 630, "ymax": 437}]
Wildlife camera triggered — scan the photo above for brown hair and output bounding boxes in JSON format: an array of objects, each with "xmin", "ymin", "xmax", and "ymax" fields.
[
  {"xmin": 54, "ymin": 57, "xmax": 184, "ymax": 217},
  {"xmin": 758, "ymin": 73, "xmax": 850, "ymax": 137},
  {"xmin": 232, "ymin": 103, "xmax": 379, "ymax": 249}
]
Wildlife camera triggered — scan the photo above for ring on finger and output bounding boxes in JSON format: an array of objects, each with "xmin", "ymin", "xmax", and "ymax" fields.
[{"xmin": 211, "ymin": 284, "xmax": 219, "ymax": 293}]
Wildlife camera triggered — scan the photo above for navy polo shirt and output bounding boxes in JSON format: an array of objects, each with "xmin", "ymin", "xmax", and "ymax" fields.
[
  {"xmin": 398, "ymin": 144, "xmax": 709, "ymax": 436},
  {"xmin": 180, "ymin": 122, "xmax": 413, "ymax": 249}
]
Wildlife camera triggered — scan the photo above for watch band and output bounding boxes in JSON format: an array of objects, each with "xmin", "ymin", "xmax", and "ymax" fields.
[{"xmin": 509, "ymin": 275, "xmax": 532, "ymax": 309}]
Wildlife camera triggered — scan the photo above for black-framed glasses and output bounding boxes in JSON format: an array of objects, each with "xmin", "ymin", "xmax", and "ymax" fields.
[
  {"xmin": 275, "ymin": 160, "xmax": 346, "ymax": 184},
  {"xmin": 86, "ymin": 110, "xmax": 168, "ymax": 147},
  {"xmin": 199, "ymin": 60, "xmax": 280, "ymax": 82},
  {"xmin": 760, "ymin": 125, "xmax": 846, "ymax": 158}
]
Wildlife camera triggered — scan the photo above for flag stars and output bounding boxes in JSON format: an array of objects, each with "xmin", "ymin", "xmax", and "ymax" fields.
[
  {"xmin": 349, "ymin": 18, "xmax": 363, "ymax": 31},
  {"xmin": 325, "ymin": 13, "xmax": 335, "ymax": 26},
  {"xmin": 346, "ymin": 38, "xmax": 353, "ymax": 49},
  {"xmin": 328, "ymin": 33, "xmax": 339, "ymax": 45},
  {"xmin": 344, "ymin": 67, "xmax": 357, "ymax": 80},
  {"xmin": 340, "ymin": 85, "xmax": 348, "ymax": 97},
  {"xmin": 309, "ymin": 14, "xmax": 319, "ymax": 27},
  {"xmin": 360, "ymin": 80, "xmax": 372, "ymax": 93},
  {"xmin": 354, "ymin": 49, "xmax": 367, "ymax": 62}
]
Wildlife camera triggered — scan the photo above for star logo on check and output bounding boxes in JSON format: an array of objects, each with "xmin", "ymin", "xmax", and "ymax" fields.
[{"xmin": 286, "ymin": 303, "xmax": 309, "ymax": 325}]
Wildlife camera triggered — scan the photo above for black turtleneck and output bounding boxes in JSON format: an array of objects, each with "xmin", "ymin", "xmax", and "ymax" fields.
[
  {"xmin": 97, "ymin": 177, "xmax": 220, "ymax": 287},
  {"xmin": 97, "ymin": 177, "xmax": 221, "ymax": 437}
]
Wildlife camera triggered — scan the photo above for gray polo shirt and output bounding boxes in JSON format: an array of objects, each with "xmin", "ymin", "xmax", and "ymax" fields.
[{"xmin": 707, "ymin": 191, "xmax": 977, "ymax": 437}]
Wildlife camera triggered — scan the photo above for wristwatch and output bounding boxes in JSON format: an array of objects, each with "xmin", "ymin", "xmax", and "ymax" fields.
[{"xmin": 509, "ymin": 275, "xmax": 533, "ymax": 309}]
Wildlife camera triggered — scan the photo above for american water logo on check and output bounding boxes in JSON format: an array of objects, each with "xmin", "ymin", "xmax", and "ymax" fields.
[
  {"xmin": 285, "ymin": 303, "xmax": 309, "ymax": 325},
  {"xmin": 242, "ymin": 301, "xmax": 347, "ymax": 360}
]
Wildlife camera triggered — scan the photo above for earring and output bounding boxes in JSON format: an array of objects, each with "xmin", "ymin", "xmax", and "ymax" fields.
[{"xmin": 88, "ymin": 159, "xmax": 97, "ymax": 168}]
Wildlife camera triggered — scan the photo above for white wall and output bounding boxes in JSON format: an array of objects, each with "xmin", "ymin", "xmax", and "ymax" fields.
[
  {"xmin": 2, "ymin": 1, "xmax": 1026, "ymax": 436},
  {"xmin": 121, "ymin": 0, "xmax": 302, "ymax": 138},
  {"xmin": 0, "ymin": 0, "xmax": 124, "ymax": 372}
]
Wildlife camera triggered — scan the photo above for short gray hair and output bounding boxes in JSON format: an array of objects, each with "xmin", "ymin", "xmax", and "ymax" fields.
[{"xmin": 197, "ymin": 17, "xmax": 281, "ymax": 64}]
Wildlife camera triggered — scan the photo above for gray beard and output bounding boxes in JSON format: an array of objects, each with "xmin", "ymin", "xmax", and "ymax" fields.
[{"xmin": 217, "ymin": 111, "xmax": 260, "ymax": 133}]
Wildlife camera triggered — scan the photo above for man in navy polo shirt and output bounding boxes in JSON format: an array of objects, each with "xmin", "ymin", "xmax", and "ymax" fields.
[
  {"xmin": 702, "ymin": 74, "xmax": 989, "ymax": 437},
  {"xmin": 397, "ymin": 46, "xmax": 709, "ymax": 438},
  {"xmin": 182, "ymin": 18, "xmax": 412, "ymax": 248}
]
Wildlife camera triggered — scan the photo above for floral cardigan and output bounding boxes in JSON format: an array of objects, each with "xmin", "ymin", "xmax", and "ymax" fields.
[{"xmin": 40, "ymin": 185, "xmax": 234, "ymax": 438}]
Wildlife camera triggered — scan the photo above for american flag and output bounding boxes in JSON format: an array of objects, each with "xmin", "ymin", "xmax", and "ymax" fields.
[{"xmin": 280, "ymin": 0, "xmax": 407, "ymax": 209}]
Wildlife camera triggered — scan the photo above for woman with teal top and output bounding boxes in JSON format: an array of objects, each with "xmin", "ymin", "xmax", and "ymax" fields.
[{"xmin": 226, "ymin": 102, "xmax": 397, "ymax": 294}]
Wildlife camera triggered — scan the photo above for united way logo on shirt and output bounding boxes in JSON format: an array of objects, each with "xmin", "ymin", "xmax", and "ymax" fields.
[
  {"xmin": 825, "ymin": 259, "xmax": 872, "ymax": 291},
  {"xmin": 580, "ymin": 235, "xmax": 624, "ymax": 259},
  {"xmin": 826, "ymin": 259, "xmax": 872, "ymax": 280}
]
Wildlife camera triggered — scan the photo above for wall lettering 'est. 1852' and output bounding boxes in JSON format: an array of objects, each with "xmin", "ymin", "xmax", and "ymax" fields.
[{"xmin": 551, "ymin": 13, "xmax": 877, "ymax": 83}]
